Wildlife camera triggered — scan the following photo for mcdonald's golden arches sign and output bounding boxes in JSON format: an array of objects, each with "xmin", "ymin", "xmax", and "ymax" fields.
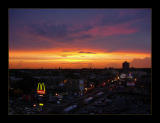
[{"xmin": 37, "ymin": 82, "xmax": 46, "ymax": 94}]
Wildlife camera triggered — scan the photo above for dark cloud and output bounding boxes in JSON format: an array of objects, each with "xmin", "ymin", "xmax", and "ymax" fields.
[
  {"xmin": 61, "ymin": 62, "xmax": 89, "ymax": 64},
  {"xmin": 78, "ymin": 51, "xmax": 96, "ymax": 54},
  {"xmin": 27, "ymin": 23, "xmax": 94, "ymax": 43},
  {"xmin": 100, "ymin": 9, "xmax": 148, "ymax": 27},
  {"xmin": 60, "ymin": 55, "xmax": 68, "ymax": 57},
  {"xmin": 71, "ymin": 25, "xmax": 93, "ymax": 33},
  {"xmin": 77, "ymin": 34, "xmax": 92, "ymax": 39},
  {"xmin": 102, "ymin": 14, "xmax": 143, "ymax": 26},
  {"xmin": 29, "ymin": 23, "xmax": 69, "ymax": 39}
]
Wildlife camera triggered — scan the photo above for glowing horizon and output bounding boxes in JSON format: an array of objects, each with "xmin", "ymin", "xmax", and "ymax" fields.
[{"xmin": 9, "ymin": 49, "xmax": 151, "ymax": 69}]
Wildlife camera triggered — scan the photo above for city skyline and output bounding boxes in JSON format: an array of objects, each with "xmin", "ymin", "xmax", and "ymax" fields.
[{"xmin": 9, "ymin": 9, "xmax": 151, "ymax": 69}]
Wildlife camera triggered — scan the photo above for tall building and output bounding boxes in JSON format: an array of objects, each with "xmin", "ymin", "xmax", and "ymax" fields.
[{"xmin": 122, "ymin": 61, "xmax": 130, "ymax": 70}]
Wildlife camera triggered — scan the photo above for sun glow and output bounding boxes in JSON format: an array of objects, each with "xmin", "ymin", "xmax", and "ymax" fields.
[{"xmin": 9, "ymin": 49, "xmax": 151, "ymax": 69}]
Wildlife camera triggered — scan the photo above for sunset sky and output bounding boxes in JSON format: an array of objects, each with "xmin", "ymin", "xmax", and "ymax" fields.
[{"xmin": 9, "ymin": 9, "xmax": 151, "ymax": 69}]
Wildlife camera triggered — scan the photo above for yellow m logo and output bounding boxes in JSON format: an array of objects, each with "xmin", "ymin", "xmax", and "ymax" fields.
[{"xmin": 37, "ymin": 82, "xmax": 45, "ymax": 91}]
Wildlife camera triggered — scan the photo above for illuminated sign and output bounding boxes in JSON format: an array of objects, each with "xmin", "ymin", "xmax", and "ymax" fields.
[
  {"xmin": 39, "ymin": 103, "xmax": 44, "ymax": 106},
  {"xmin": 120, "ymin": 74, "xmax": 126, "ymax": 79},
  {"xmin": 37, "ymin": 82, "xmax": 46, "ymax": 94}
]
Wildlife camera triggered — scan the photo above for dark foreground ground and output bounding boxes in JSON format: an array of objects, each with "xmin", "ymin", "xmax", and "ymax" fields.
[{"xmin": 8, "ymin": 68, "xmax": 151, "ymax": 115}]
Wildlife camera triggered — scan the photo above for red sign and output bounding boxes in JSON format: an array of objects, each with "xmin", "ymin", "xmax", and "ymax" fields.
[{"xmin": 37, "ymin": 90, "xmax": 45, "ymax": 94}]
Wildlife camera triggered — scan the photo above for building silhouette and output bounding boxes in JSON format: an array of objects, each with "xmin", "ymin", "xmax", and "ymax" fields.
[{"xmin": 122, "ymin": 61, "xmax": 130, "ymax": 70}]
